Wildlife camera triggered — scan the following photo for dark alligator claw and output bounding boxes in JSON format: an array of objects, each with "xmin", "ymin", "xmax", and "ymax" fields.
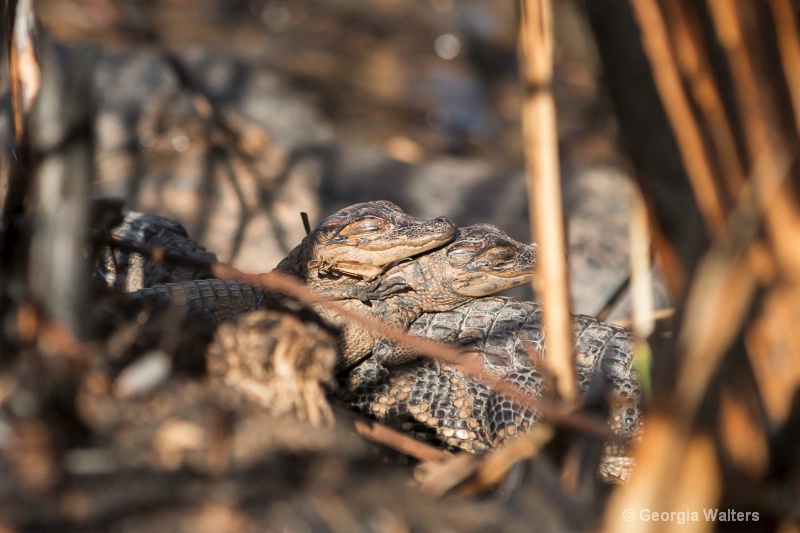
[{"xmin": 361, "ymin": 276, "xmax": 411, "ymax": 301}]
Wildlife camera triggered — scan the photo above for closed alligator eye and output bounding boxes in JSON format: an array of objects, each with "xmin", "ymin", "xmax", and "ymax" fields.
[
  {"xmin": 483, "ymin": 247, "xmax": 515, "ymax": 263},
  {"xmin": 340, "ymin": 218, "xmax": 384, "ymax": 236},
  {"xmin": 447, "ymin": 248, "xmax": 475, "ymax": 266}
]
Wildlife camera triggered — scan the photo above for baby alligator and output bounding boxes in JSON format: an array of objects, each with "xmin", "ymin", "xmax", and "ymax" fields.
[{"xmin": 123, "ymin": 201, "xmax": 457, "ymax": 320}]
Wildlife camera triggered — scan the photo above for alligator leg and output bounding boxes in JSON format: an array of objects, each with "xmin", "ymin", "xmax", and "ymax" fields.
[
  {"xmin": 344, "ymin": 276, "xmax": 412, "ymax": 304},
  {"xmin": 487, "ymin": 368, "xmax": 546, "ymax": 446}
]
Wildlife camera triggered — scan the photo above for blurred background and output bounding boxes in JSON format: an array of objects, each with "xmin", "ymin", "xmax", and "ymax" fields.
[{"xmin": 0, "ymin": 0, "xmax": 670, "ymax": 319}]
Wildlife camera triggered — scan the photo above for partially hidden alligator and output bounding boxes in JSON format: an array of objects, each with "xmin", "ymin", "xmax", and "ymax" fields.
[
  {"xmin": 342, "ymin": 300, "xmax": 642, "ymax": 483},
  {"xmin": 117, "ymin": 201, "xmax": 457, "ymax": 324},
  {"xmin": 96, "ymin": 212, "xmax": 219, "ymax": 291}
]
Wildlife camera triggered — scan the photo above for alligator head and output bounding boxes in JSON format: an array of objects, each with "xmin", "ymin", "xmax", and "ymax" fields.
[
  {"xmin": 278, "ymin": 200, "xmax": 456, "ymax": 282},
  {"xmin": 383, "ymin": 223, "xmax": 537, "ymax": 312},
  {"xmin": 442, "ymin": 224, "xmax": 537, "ymax": 297}
]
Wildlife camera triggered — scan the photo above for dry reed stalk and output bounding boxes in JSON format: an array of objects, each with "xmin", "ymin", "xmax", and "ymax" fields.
[
  {"xmin": 629, "ymin": 0, "xmax": 726, "ymax": 235},
  {"xmin": 8, "ymin": 0, "xmax": 40, "ymax": 142},
  {"xmin": 662, "ymin": 0, "xmax": 746, "ymax": 197},
  {"xmin": 629, "ymin": 190, "xmax": 654, "ymax": 340},
  {"xmin": 518, "ymin": 0, "xmax": 576, "ymax": 403},
  {"xmin": 603, "ymin": 422, "xmax": 720, "ymax": 533},
  {"xmin": 628, "ymin": 190, "xmax": 655, "ymax": 400},
  {"xmin": 703, "ymin": 1, "xmax": 800, "ymax": 428},
  {"xmin": 769, "ymin": 0, "xmax": 800, "ymax": 130},
  {"xmin": 707, "ymin": 1, "xmax": 800, "ymax": 275},
  {"xmin": 746, "ymin": 287, "xmax": 800, "ymax": 424},
  {"xmin": 1, "ymin": 0, "xmax": 38, "ymax": 245}
]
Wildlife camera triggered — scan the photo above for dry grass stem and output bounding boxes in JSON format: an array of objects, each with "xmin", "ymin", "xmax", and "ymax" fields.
[
  {"xmin": 768, "ymin": 0, "xmax": 800, "ymax": 132},
  {"xmin": 9, "ymin": 0, "xmax": 40, "ymax": 141},
  {"xmin": 664, "ymin": 1, "xmax": 747, "ymax": 196},
  {"xmin": 629, "ymin": 190, "xmax": 654, "ymax": 339},
  {"xmin": 416, "ymin": 453, "xmax": 478, "ymax": 498},
  {"xmin": 455, "ymin": 425, "xmax": 555, "ymax": 498},
  {"xmin": 352, "ymin": 420, "xmax": 447, "ymax": 464},
  {"xmin": 607, "ymin": 430, "xmax": 719, "ymax": 533},
  {"xmin": 630, "ymin": 0, "xmax": 726, "ymax": 235},
  {"xmin": 519, "ymin": 0, "xmax": 576, "ymax": 403},
  {"xmin": 611, "ymin": 308, "xmax": 674, "ymax": 329}
]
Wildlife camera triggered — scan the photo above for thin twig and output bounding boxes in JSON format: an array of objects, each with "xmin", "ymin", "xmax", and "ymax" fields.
[
  {"xmin": 416, "ymin": 453, "xmax": 478, "ymax": 497},
  {"xmin": 611, "ymin": 308, "xmax": 674, "ymax": 329},
  {"xmin": 456, "ymin": 425, "xmax": 555, "ymax": 497},
  {"xmin": 352, "ymin": 419, "xmax": 447, "ymax": 463},
  {"xmin": 301, "ymin": 212, "xmax": 312, "ymax": 236},
  {"xmin": 594, "ymin": 273, "xmax": 631, "ymax": 323}
]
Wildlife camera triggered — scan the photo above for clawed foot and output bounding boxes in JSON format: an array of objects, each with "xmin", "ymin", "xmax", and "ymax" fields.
[{"xmin": 353, "ymin": 276, "xmax": 411, "ymax": 304}]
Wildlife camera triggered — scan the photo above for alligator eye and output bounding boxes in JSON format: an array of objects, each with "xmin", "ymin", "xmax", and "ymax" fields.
[
  {"xmin": 340, "ymin": 218, "xmax": 384, "ymax": 236},
  {"xmin": 483, "ymin": 247, "xmax": 516, "ymax": 264},
  {"xmin": 447, "ymin": 248, "xmax": 476, "ymax": 266}
]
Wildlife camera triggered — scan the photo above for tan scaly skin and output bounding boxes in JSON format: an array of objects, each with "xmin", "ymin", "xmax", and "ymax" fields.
[{"xmin": 277, "ymin": 200, "xmax": 457, "ymax": 301}]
